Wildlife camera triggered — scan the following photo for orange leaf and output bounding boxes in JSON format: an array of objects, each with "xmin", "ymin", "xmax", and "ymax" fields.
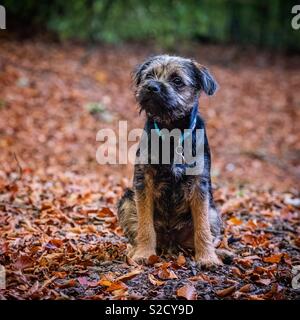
[
  {"xmin": 263, "ymin": 253, "xmax": 283, "ymax": 263},
  {"xmin": 246, "ymin": 219, "xmax": 258, "ymax": 230},
  {"xmin": 189, "ymin": 273, "xmax": 211, "ymax": 282},
  {"xmin": 158, "ymin": 268, "xmax": 178, "ymax": 280},
  {"xmin": 98, "ymin": 207, "xmax": 114, "ymax": 217},
  {"xmin": 231, "ymin": 267, "xmax": 242, "ymax": 277},
  {"xmin": 14, "ymin": 255, "xmax": 33, "ymax": 270},
  {"xmin": 176, "ymin": 284, "xmax": 197, "ymax": 300},
  {"xmin": 49, "ymin": 239, "xmax": 64, "ymax": 248},
  {"xmin": 148, "ymin": 274, "xmax": 165, "ymax": 286},
  {"xmin": 176, "ymin": 255, "xmax": 186, "ymax": 266},
  {"xmin": 99, "ymin": 279, "xmax": 112, "ymax": 287},
  {"xmin": 68, "ymin": 227, "xmax": 82, "ymax": 234},
  {"xmin": 228, "ymin": 217, "xmax": 243, "ymax": 225},
  {"xmin": 147, "ymin": 255, "xmax": 160, "ymax": 265},
  {"xmin": 106, "ymin": 281, "xmax": 127, "ymax": 292},
  {"xmin": 294, "ymin": 238, "xmax": 300, "ymax": 248},
  {"xmin": 236, "ymin": 256, "xmax": 260, "ymax": 268},
  {"xmin": 216, "ymin": 285, "xmax": 236, "ymax": 297},
  {"xmin": 0, "ymin": 242, "xmax": 9, "ymax": 254},
  {"xmin": 94, "ymin": 71, "xmax": 108, "ymax": 84},
  {"xmin": 116, "ymin": 269, "xmax": 143, "ymax": 282},
  {"xmin": 239, "ymin": 284, "xmax": 253, "ymax": 293}
]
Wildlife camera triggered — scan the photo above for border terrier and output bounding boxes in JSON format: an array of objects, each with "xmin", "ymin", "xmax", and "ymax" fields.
[{"xmin": 118, "ymin": 55, "xmax": 222, "ymax": 267}]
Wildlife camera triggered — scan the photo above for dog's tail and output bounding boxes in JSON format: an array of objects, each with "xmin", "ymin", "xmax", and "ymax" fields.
[{"xmin": 117, "ymin": 188, "xmax": 138, "ymax": 245}]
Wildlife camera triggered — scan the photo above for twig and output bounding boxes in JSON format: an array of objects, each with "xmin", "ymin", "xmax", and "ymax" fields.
[{"xmin": 13, "ymin": 152, "xmax": 23, "ymax": 181}]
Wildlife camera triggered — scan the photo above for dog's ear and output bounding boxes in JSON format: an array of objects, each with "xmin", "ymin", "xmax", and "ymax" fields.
[
  {"xmin": 132, "ymin": 57, "xmax": 155, "ymax": 87},
  {"xmin": 191, "ymin": 61, "xmax": 218, "ymax": 95}
]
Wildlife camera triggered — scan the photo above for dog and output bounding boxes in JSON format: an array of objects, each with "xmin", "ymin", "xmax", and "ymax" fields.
[{"xmin": 118, "ymin": 55, "xmax": 222, "ymax": 267}]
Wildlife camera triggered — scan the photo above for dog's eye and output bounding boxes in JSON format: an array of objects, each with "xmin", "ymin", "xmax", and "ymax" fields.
[{"xmin": 172, "ymin": 77, "xmax": 184, "ymax": 87}]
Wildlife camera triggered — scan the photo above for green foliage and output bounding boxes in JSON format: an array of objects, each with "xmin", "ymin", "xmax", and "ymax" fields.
[
  {"xmin": 84, "ymin": 102, "xmax": 106, "ymax": 114},
  {"xmin": 2, "ymin": 0, "xmax": 300, "ymax": 51}
]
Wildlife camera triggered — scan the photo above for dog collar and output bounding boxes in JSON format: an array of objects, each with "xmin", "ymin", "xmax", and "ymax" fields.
[
  {"xmin": 153, "ymin": 116, "xmax": 197, "ymax": 164},
  {"xmin": 153, "ymin": 116, "xmax": 197, "ymax": 143}
]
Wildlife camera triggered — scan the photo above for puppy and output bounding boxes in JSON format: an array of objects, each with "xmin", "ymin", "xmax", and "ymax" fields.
[{"xmin": 118, "ymin": 55, "xmax": 222, "ymax": 267}]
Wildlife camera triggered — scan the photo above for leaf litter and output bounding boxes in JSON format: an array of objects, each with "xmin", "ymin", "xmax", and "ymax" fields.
[{"xmin": 0, "ymin": 39, "xmax": 300, "ymax": 300}]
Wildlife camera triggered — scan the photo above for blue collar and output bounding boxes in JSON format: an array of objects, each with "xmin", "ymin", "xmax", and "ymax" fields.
[
  {"xmin": 153, "ymin": 102, "xmax": 198, "ymax": 144},
  {"xmin": 154, "ymin": 116, "xmax": 197, "ymax": 143}
]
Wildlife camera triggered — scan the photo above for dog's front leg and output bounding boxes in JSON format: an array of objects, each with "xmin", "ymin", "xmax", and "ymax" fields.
[
  {"xmin": 131, "ymin": 176, "xmax": 156, "ymax": 263},
  {"xmin": 190, "ymin": 188, "xmax": 221, "ymax": 267}
]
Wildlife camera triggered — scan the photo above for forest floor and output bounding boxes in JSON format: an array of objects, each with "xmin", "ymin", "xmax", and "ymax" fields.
[{"xmin": 0, "ymin": 38, "xmax": 300, "ymax": 300}]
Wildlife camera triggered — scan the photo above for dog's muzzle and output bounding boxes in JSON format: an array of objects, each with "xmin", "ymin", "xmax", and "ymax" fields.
[{"xmin": 138, "ymin": 81, "xmax": 169, "ymax": 114}]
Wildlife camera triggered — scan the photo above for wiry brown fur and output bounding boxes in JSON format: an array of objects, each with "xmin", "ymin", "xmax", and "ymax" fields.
[
  {"xmin": 133, "ymin": 55, "xmax": 215, "ymax": 125},
  {"xmin": 118, "ymin": 54, "xmax": 222, "ymax": 267}
]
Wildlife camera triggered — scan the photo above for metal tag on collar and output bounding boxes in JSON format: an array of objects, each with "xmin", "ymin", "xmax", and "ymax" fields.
[{"xmin": 175, "ymin": 140, "xmax": 186, "ymax": 163}]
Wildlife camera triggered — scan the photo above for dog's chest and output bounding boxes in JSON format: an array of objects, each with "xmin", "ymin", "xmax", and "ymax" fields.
[{"xmin": 151, "ymin": 167, "xmax": 191, "ymax": 228}]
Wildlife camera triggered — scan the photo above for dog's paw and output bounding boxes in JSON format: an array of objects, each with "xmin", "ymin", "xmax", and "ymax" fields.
[
  {"xmin": 131, "ymin": 248, "xmax": 156, "ymax": 264},
  {"xmin": 195, "ymin": 252, "xmax": 223, "ymax": 269}
]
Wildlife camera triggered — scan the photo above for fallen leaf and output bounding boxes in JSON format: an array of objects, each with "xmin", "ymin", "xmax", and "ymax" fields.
[
  {"xmin": 176, "ymin": 284, "xmax": 197, "ymax": 300},
  {"xmin": 98, "ymin": 207, "xmax": 114, "ymax": 217},
  {"xmin": 99, "ymin": 279, "xmax": 112, "ymax": 287},
  {"xmin": 236, "ymin": 255, "xmax": 261, "ymax": 268},
  {"xmin": 14, "ymin": 255, "xmax": 33, "ymax": 270},
  {"xmin": 158, "ymin": 268, "xmax": 178, "ymax": 280},
  {"xmin": 248, "ymin": 294, "xmax": 265, "ymax": 300},
  {"xmin": 177, "ymin": 254, "xmax": 186, "ymax": 266},
  {"xmin": 27, "ymin": 281, "xmax": 40, "ymax": 297},
  {"xmin": 94, "ymin": 71, "xmax": 108, "ymax": 84},
  {"xmin": 239, "ymin": 284, "xmax": 254, "ymax": 293},
  {"xmin": 241, "ymin": 234, "xmax": 269, "ymax": 247},
  {"xmin": 67, "ymin": 227, "xmax": 82, "ymax": 234},
  {"xmin": 189, "ymin": 273, "xmax": 211, "ymax": 282},
  {"xmin": 0, "ymin": 242, "xmax": 9, "ymax": 254},
  {"xmin": 216, "ymin": 285, "xmax": 236, "ymax": 297},
  {"xmin": 106, "ymin": 281, "xmax": 127, "ymax": 292},
  {"xmin": 294, "ymin": 238, "xmax": 300, "ymax": 248},
  {"xmin": 57, "ymin": 279, "xmax": 77, "ymax": 288},
  {"xmin": 48, "ymin": 239, "xmax": 64, "ymax": 248},
  {"xmin": 115, "ymin": 269, "xmax": 143, "ymax": 282},
  {"xmin": 263, "ymin": 253, "xmax": 283, "ymax": 263},
  {"xmin": 148, "ymin": 274, "xmax": 165, "ymax": 286},
  {"xmin": 147, "ymin": 255, "xmax": 160, "ymax": 265},
  {"xmin": 256, "ymin": 278, "xmax": 271, "ymax": 286},
  {"xmin": 228, "ymin": 217, "xmax": 243, "ymax": 225},
  {"xmin": 231, "ymin": 266, "xmax": 242, "ymax": 277}
]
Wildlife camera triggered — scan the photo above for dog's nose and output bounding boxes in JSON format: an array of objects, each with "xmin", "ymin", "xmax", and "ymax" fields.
[{"xmin": 146, "ymin": 81, "xmax": 160, "ymax": 93}]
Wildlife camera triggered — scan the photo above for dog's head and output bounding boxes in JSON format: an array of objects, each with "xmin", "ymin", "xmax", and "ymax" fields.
[{"xmin": 133, "ymin": 55, "xmax": 218, "ymax": 123}]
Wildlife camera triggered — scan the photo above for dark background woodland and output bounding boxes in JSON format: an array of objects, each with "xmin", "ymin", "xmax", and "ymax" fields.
[{"xmin": 2, "ymin": 0, "xmax": 300, "ymax": 51}]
